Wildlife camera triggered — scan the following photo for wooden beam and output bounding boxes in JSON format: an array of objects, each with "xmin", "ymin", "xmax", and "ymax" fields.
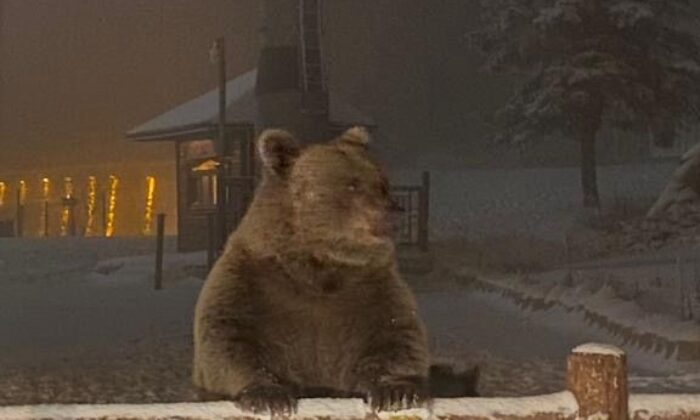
[
  {"xmin": 2, "ymin": 345, "xmax": 700, "ymax": 419},
  {"xmin": 0, "ymin": 393, "xmax": 578, "ymax": 420}
]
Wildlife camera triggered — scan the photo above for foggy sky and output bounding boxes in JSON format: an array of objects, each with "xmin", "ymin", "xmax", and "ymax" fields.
[
  {"xmin": 0, "ymin": 0, "xmax": 260, "ymax": 170},
  {"xmin": 0, "ymin": 1, "xmax": 508, "ymax": 172}
]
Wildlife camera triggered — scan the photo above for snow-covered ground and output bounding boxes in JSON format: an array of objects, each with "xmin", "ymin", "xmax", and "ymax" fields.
[
  {"xmin": 0, "ymin": 237, "xmax": 200, "ymax": 367},
  {"xmin": 0, "ymin": 236, "xmax": 698, "ymax": 406},
  {"xmin": 415, "ymin": 271, "xmax": 700, "ymax": 397},
  {"xmin": 391, "ymin": 161, "xmax": 676, "ymax": 242},
  {"xmin": 0, "ymin": 237, "xmax": 205, "ymax": 404}
]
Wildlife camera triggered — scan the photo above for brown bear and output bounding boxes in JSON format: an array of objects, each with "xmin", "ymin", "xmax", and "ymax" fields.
[{"xmin": 193, "ymin": 127, "xmax": 431, "ymax": 414}]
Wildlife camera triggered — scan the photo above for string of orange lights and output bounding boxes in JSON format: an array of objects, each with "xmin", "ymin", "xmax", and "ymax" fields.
[{"xmin": 2, "ymin": 174, "xmax": 157, "ymax": 237}]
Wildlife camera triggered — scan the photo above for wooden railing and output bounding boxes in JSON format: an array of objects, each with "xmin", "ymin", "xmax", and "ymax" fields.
[{"xmin": 2, "ymin": 343, "xmax": 698, "ymax": 419}]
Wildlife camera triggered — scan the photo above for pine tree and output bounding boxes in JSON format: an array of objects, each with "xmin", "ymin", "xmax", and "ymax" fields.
[{"xmin": 472, "ymin": 0, "xmax": 700, "ymax": 208}]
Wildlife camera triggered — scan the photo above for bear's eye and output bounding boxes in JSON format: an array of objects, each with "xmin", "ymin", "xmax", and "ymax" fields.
[
  {"xmin": 381, "ymin": 182, "xmax": 388, "ymax": 196},
  {"xmin": 378, "ymin": 178, "xmax": 389, "ymax": 197},
  {"xmin": 346, "ymin": 179, "xmax": 360, "ymax": 192}
]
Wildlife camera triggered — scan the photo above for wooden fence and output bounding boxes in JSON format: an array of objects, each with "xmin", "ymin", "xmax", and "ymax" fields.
[{"xmin": 1, "ymin": 343, "xmax": 698, "ymax": 419}]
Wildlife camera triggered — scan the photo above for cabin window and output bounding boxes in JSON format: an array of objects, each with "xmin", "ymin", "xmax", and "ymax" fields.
[
  {"xmin": 187, "ymin": 159, "xmax": 220, "ymax": 209},
  {"xmin": 187, "ymin": 173, "xmax": 217, "ymax": 209}
]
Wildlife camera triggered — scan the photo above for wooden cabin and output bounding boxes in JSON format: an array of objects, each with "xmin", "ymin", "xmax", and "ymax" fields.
[
  {"xmin": 127, "ymin": 1, "xmax": 431, "ymax": 273},
  {"xmin": 126, "ymin": 69, "xmax": 374, "ymax": 252}
]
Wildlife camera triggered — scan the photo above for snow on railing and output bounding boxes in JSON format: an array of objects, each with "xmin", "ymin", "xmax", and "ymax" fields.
[
  {"xmin": 0, "ymin": 394, "xmax": 578, "ymax": 420},
  {"xmin": 0, "ymin": 344, "xmax": 698, "ymax": 420}
]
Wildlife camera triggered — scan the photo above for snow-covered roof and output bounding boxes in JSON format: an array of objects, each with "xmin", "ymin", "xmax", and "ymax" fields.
[{"xmin": 126, "ymin": 68, "xmax": 374, "ymax": 142}]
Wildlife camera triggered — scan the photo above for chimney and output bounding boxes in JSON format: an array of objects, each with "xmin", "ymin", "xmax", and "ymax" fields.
[{"xmin": 255, "ymin": 0, "xmax": 330, "ymax": 141}]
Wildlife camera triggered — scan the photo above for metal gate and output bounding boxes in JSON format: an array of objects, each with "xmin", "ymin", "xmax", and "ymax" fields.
[{"xmin": 389, "ymin": 171, "xmax": 430, "ymax": 251}]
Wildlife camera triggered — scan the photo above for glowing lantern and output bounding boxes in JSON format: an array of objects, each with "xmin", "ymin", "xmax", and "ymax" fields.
[
  {"xmin": 84, "ymin": 176, "xmax": 97, "ymax": 237},
  {"xmin": 18, "ymin": 180, "xmax": 27, "ymax": 206},
  {"xmin": 64, "ymin": 177, "xmax": 74, "ymax": 198},
  {"xmin": 60, "ymin": 177, "xmax": 76, "ymax": 236},
  {"xmin": 105, "ymin": 175, "xmax": 119, "ymax": 237},
  {"xmin": 41, "ymin": 178, "xmax": 50, "ymax": 198},
  {"xmin": 143, "ymin": 176, "xmax": 156, "ymax": 235},
  {"xmin": 40, "ymin": 178, "xmax": 51, "ymax": 236},
  {"xmin": 0, "ymin": 182, "xmax": 6, "ymax": 207}
]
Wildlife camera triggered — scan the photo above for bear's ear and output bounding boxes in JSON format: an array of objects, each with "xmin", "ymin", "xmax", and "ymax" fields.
[
  {"xmin": 257, "ymin": 129, "xmax": 300, "ymax": 177},
  {"xmin": 336, "ymin": 126, "xmax": 371, "ymax": 150}
]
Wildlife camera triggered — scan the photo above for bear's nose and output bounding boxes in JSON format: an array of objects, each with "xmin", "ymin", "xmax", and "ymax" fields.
[{"xmin": 387, "ymin": 197, "xmax": 404, "ymax": 213}]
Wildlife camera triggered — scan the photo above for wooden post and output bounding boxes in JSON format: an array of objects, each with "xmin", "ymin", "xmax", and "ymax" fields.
[
  {"xmin": 15, "ymin": 187, "xmax": 23, "ymax": 238},
  {"xmin": 418, "ymin": 171, "xmax": 430, "ymax": 252},
  {"xmin": 207, "ymin": 212, "xmax": 217, "ymax": 271},
  {"xmin": 154, "ymin": 213, "xmax": 165, "ymax": 290},
  {"xmin": 101, "ymin": 191, "xmax": 107, "ymax": 236},
  {"xmin": 248, "ymin": 135, "xmax": 257, "ymax": 178},
  {"xmin": 240, "ymin": 135, "xmax": 249, "ymax": 178},
  {"xmin": 567, "ymin": 343, "xmax": 628, "ymax": 420},
  {"xmin": 43, "ymin": 200, "xmax": 49, "ymax": 237},
  {"xmin": 64, "ymin": 197, "xmax": 77, "ymax": 237},
  {"xmin": 238, "ymin": 136, "xmax": 256, "ymax": 223},
  {"xmin": 174, "ymin": 141, "xmax": 182, "ymax": 252},
  {"xmin": 212, "ymin": 37, "xmax": 228, "ymax": 255}
]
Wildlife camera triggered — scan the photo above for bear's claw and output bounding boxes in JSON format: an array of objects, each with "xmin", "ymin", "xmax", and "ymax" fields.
[
  {"xmin": 367, "ymin": 379, "xmax": 428, "ymax": 412},
  {"xmin": 235, "ymin": 384, "xmax": 297, "ymax": 415}
]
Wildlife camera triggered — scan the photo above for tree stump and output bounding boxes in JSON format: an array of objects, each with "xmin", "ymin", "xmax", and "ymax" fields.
[{"xmin": 567, "ymin": 343, "xmax": 628, "ymax": 420}]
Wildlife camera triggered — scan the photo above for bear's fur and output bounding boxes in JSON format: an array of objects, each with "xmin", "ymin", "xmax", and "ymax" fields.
[{"xmin": 193, "ymin": 127, "xmax": 430, "ymax": 414}]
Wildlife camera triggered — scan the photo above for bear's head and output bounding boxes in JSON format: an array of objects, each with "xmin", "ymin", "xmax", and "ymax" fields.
[{"xmin": 257, "ymin": 127, "xmax": 396, "ymax": 270}]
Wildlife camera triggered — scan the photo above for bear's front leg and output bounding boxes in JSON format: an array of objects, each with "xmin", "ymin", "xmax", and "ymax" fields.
[
  {"xmin": 354, "ymin": 309, "xmax": 431, "ymax": 412},
  {"xmin": 195, "ymin": 316, "xmax": 298, "ymax": 415},
  {"xmin": 193, "ymin": 275, "xmax": 298, "ymax": 415}
]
